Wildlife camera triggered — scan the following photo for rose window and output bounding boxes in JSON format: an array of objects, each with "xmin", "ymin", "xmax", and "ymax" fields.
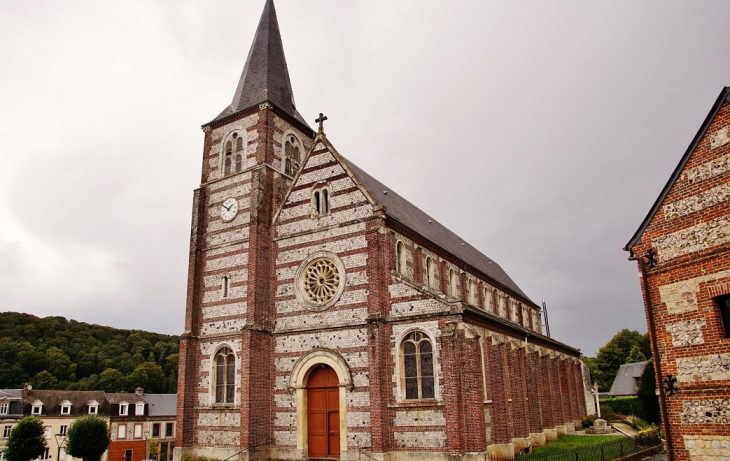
[{"xmin": 302, "ymin": 258, "xmax": 340, "ymax": 304}]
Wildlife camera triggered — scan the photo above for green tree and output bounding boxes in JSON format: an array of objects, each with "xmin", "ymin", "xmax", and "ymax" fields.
[
  {"xmin": 98, "ymin": 368, "xmax": 127, "ymax": 392},
  {"xmin": 626, "ymin": 344, "xmax": 649, "ymax": 363},
  {"xmin": 5, "ymin": 416, "xmax": 47, "ymax": 461},
  {"xmin": 30, "ymin": 370, "xmax": 59, "ymax": 390},
  {"xmin": 46, "ymin": 346, "xmax": 77, "ymax": 381},
  {"xmin": 148, "ymin": 438, "xmax": 160, "ymax": 459},
  {"xmin": 127, "ymin": 362, "xmax": 165, "ymax": 393},
  {"xmin": 65, "ymin": 415, "xmax": 111, "ymax": 461},
  {"xmin": 637, "ymin": 360, "xmax": 661, "ymax": 424},
  {"xmin": 591, "ymin": 329, "xmax": 651, "ymax": 390}
]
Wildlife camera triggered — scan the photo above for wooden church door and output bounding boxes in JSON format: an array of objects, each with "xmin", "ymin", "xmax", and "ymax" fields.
[{"xmin": 307, "ymin": 364, "xmax": 340, "ymax": 458}]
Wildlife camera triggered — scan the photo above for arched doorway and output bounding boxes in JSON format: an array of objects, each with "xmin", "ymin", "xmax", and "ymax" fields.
[{"xmin": 307, "ymin": 364, "xmax": 340, "ymax": 458}]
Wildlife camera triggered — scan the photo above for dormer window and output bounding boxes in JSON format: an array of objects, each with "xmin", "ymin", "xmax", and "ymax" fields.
[
  {"xmin": 223, "ymin": 132, "xmax": 244, "ymax": 176},
  {"xmin": 311, "ymin": 185, "xmax": 330, "ymax": 216},
  {"xmin": 135, "ymin": 402, "xmax": 145, "ymax": 416},
  {"xmin": 88, "ymin": 401, "xmax": 98, "ymax": 415},
  {"xmin": 119, "ymin": 402, "xmax": 129, "ymax": 416},
  {"xmin": 31, "ymin": 401, "xmax": 42, "ymax": 415},
  {"xmin": 60, "ymin": 400, "xmax": 71, "ymax": 415},
  {"xmin": 284, "ymin": 135, "xmax": 302, "ymax": 176}
]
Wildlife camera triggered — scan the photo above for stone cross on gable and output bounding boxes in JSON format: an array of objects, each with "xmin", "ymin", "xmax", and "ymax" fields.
[{"xmin": 315, "ymin": 113, "xmax": 328, "ymax": 133}]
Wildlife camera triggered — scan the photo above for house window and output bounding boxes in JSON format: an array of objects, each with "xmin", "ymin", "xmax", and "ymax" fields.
[
  {"xmin": 59, "ymin": 426, "xmax": 67, "ymax": 436},
  {"xmin": 715, "ymin": 295, "xmax": 730, "ymax": 338},
  {"xmin": 44, "ymin": 427, "xmax": 51, "ymax": 439},
  {"xmin": 312, "ymin": 186, "xmax": 330, "ymax": 216},
  {"xmin": 88, "ymin": 403, "xmax": 98, "ymax": 415},
  {"xmin": 214, "ymin": 347, "xmax": 235, "ymax": 404},
  {"xmin": 134, "ymin": 424, "xmax": 142, "ymax": 439},
  {"xmin": 448, "ymin": 269, "xmax": 458, "ymax": 297},
  {"xmin": 119, "ymin": 403, "xmax": 129, "ymax": 416},
  {"xmin": 400, "ymin": 331, "xmax": 435, "ymax": 400},
  {"xmin": 165, "ymin": 423, "xmax": 173, "ymax": 438},
  {"xmin": 426, "ymin": 257, "xmax": 436, "ymax": 289},
  {"xmin": 31, "ymin": 402, "xmax": 42, "ymax": 415},
  {"xmin": 118, "ymin": 425, "xmax": 126, "ymax": 439},
  {"xmin": 0, "ymin": 404, "xmax": 7, "ymax": 415},
  {"xmin": 60, "ymin": 400, "xmax": 71, "ymax": 415},
  {"xmin": 3, "ymin": 426, "xmax": 11, "ymax": 438},
  {"xmin": 152, "ymin": 423, "xmax": 160, "ymax": 437},
  {"xmin": 396, "ymin": 241, "xmax": 406, "ymax": 276},
  {"xmin": 284, "ymin": 135, "xmax": 302, "ymax": 176},
  {"xmin": 41, "ymin": 449, "xmax": 50, "ymax": 460},
  {"xmin": 135, "ymin": 402, "xmax": 145, "ymax": 416}
]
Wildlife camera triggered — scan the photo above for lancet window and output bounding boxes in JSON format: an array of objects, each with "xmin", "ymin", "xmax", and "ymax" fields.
[
  {"xmin": 214, "ymin": 347, "xmax": 235, "ymax": 404},
  {"xmin": 284, "ymin": 134, "xmax": 302, "ymax": 176},
  {"xmin": 224, "ymin": 132, "xmax": 244, "ymax": 176},
  {"xmin": 426, "ymin": 257, "xmax": 436, "ymax": 289},
  {"xmin": 396, "ymin": 241, "xmax": 407, "ymax": 276},
  {"xmin": 400, "ymin": 331, "xmax": 435, "ymax": 400}
]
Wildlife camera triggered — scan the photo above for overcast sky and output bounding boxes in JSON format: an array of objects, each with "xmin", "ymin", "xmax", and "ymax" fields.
[{"xmin": 1, "ymin": 1, "xmax": 729, "ymax": 356}]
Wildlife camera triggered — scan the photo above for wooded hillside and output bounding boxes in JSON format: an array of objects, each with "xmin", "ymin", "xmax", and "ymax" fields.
[{"xmin": 0, "ymin": 312, "xmax": 179, "ymax": 393}]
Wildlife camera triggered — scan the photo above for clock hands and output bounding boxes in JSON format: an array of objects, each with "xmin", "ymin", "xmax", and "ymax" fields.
[{"xmin": 223, "ymin": 203, "xmax": 232, "ymax": 211}]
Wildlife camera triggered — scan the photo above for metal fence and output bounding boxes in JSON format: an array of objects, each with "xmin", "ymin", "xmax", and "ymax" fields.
[{"xmin": 489, "ymin": 431, "xmax": 662, "ymax": 461}]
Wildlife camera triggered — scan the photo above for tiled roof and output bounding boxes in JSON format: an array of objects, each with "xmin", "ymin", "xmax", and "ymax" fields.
[
  {"xmin": 0, "ymin": 389, "xmax": 22, "ymax": 400},
  {"xmin": 25, "ymin": 390, "xmax": 107, "ymax": 416},
  {"xmin": 105, "ymin": 393, "xmax": 145, "ymax": 404}
]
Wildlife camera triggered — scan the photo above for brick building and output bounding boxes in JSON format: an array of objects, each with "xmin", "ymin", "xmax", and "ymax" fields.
[
  {"xmin": 625, "ymin": 87, "xmax": 730, "ymax": 461},
  {"xmin": 175, "ymin": 1, "xmax": 591, "ymax": 459}
]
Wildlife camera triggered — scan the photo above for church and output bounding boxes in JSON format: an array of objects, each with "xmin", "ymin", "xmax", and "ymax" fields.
[{"xmin": 174, "ymin": 1, "xmax": 590, "ymax": 460}]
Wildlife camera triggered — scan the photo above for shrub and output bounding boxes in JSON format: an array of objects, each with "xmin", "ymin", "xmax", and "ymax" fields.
[
  {"xmin": 635, "ymin": 428, "xmax": 661, "ymax": 446},
  {"xmin": 581, "ymin": 414, "xmax": 598, "ymax": 428}
]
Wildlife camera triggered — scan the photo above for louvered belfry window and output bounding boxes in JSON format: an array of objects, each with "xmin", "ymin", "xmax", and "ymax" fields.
[
  {"xmin": 402, "ymin": 331, "xmax": 435, "ymax": 400},
  {"xmin": 215, "ymin": 347, "xmax": 235, "ymax": 403},
  {"xmin": 284, "ymin": 135, "xmax": 301, "ymax": 176}
]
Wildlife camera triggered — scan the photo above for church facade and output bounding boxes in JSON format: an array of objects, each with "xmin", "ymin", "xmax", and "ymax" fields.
[
  {"xmin": 625, "ymin": 87, "xmax": 730, "ymax": 461},
  {"xmin": 175, "ymin": 1, "xmax": 590, "ymax": 460}
]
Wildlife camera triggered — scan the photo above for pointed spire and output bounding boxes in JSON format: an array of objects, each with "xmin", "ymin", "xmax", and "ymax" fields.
[{"xmin": 218, "ymin": 0, "xmax": 308, "ymax": 126}]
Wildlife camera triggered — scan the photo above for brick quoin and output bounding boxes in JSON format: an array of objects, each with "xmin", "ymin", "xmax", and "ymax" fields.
[{"xmin": 626, "ymin": 88, "xmax": 730, "ymax": 461}]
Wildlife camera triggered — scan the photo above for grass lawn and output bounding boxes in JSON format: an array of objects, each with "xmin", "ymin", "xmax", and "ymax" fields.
[{"xmin": 528, "ymin": 434, "xmax": 633, "ymax": 457}]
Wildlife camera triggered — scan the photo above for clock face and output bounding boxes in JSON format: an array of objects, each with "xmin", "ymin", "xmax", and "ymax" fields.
[{"xmin": 220, "ymin": 197, "xmax": 238, "ymax": 222}]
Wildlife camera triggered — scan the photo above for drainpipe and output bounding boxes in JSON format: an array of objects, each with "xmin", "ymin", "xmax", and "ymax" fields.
[{"xmin": 628, "ymin": 253, "xmax": 673, "ymax": 461}]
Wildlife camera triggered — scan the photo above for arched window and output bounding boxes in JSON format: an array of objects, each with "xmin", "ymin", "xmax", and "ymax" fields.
[
  {"xmin": 284, "ymin": 135, "xmax": 302, "ymax": 176},
  {"xmin": 401, "ymin": 331, "xmax": 435, "ymax": 400},
  {"xmin": 312, "ymin": 185, "xmax": 330, "ymax": 216},
  {"xmin": 396, "ymin": 241, "xmax": 407, "ymax": 276},
  {"xmin": 483, "ymin": 287, "xmax": 491, "ymax": 312},
  {"xmin": 467, "ymin": 280, "xmax": 476, "ymax": 305},
  {"xmin": 224, "ymin": 140, "xmax": 232, "ymax": 176},
  {"xmin": 426, "ymin": 257, "xmax": 436, "ymax": 289},
  {"xmin": 448, "ymin": 269, "xmax": 458, "ymax": 297},
  {"xmin": 223, "ymin": 132, "xmax": 244, "ymax": 176},
  {"xmin": 214, "ymin": 347, "xmax": 235, "ymax": 404}
]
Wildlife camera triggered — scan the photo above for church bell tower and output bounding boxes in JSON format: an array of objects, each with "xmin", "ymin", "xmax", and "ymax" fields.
[{"xmin": 175, "ymin": 0, "xmax": 314, "ymax": 457}]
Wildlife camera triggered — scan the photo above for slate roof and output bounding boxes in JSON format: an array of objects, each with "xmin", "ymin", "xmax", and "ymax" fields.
[
  {"xmin": 624, "ymin": 87, "xmax": 730, "ymax": 251},
  {"xmin": 144, "ymin": 394, "xmax": 176, "ymax": 417},
  {"xmin": 0, "ymin": 389, "xmax": 22, "ymax": 401},
  {"xmin": 211, "ymin": 0, "xmax": 309, "ymax": 128},
  {"xmin": 337, "ymin": 146, "xmax": 533, "ymax": 305},
  {"xmin": 608, "ymin": 361, "xmax": 648, "ymax": 396}
]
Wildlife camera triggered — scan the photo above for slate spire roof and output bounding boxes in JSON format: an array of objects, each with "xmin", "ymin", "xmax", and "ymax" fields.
[{"xmin": 213, "ymin": 0, "xmax": 309, "ymax": 127}]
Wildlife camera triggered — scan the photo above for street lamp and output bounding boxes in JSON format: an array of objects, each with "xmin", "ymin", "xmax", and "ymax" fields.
[
  {"xmin": 144, "ymin": 429, "xmax": 150, "ymax": 461},
  {"xmin": 54, "ymin": 433, "xmax": 67, "ymax": 461}
]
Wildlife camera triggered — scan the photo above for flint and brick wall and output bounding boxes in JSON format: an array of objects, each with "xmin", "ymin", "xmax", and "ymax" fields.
[{"xmin": 629, "ymin": 95, "xmax": 730, "ymax": 461}]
